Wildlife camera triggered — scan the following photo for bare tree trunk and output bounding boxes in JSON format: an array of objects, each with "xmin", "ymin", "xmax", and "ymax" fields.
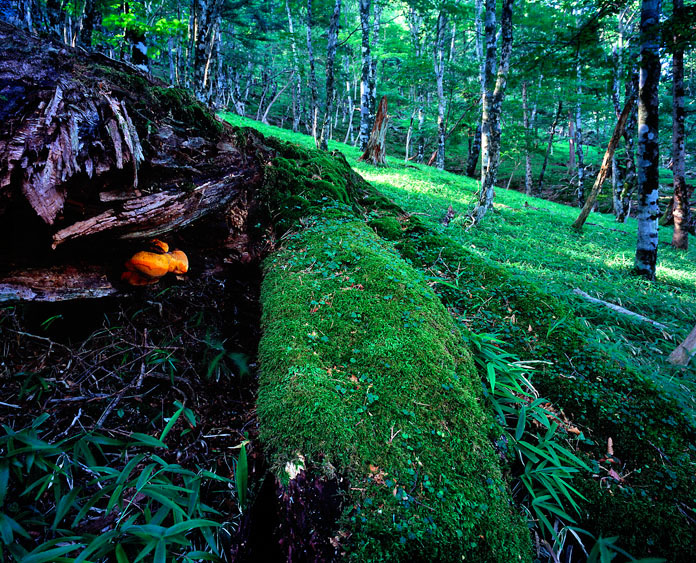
[
  {"xmin": 568, "ymin": 110, "xmax": 576, "ymax": 170},
  {"xmin": 671, "ymin": 0, "xmax": 688, "ymax": 249},
  {"xmin": 466, "ymin": 125, "xmax": 482, "ymax": 177},
  {"xmin": 471, "ymin": 0, "xmax": 514, "ymax": 224},
  {"xmin": 343, "ymin": 56, "xmax": 355, "ymax": 144},
  {"xmin": 668, "ymin": 323, "xmax": 696, "ymax": 366},
  {"xmin": 319, "ymin": 0, "xmax": 342, "ymax": 150},
  {"xmin": 358, "ymin": 96, "xmax": 389, "ymax": 166},
  {"xmin": 466, "ymin": 0, "xmax": 485, "ymax": 178},
  {"xmin": 617, "ymin": 68, "xmax": 639, "ymax": 222},
  {"xmin": 537, "ymin": 99, "xmax": 563, "ymax": 193},
  {"xmin": 434, "ymin": 11, "xmax": 448, "ymax": 170},
  {"xmin": 573, "ymin": 97, "xmax": 635, "ymax": 230},
  {"xmin": 306, "ymin": 0, "xmax": 319, "ymax": 142},
  {"xmin": 368, "ymin": 1, "xmax": 383, "ymax": 120},
  {"xmin": 358, "ymin": 0, "xmax": 372, "ymax": 150},
  {"xmin": 522, "ymin": 81, "xmax": 532, "ymax": 195},
  {"xmin": 634, "ymin": 0, "xmax": 662, "ymax": 280},
  {"xmin": 575, "ymin": 61, "xmax": 586, "ymax": 205},
  {"xmin": 405, "ymin": 107, "xmax": 417, "ymax": 162},
  {"xmin": 286, "ymin": 0, "xmax": 301, "ymax": 133},
  {"xmin": 193, "ymin": 0, "xmax": 223, "ymax": 103}
]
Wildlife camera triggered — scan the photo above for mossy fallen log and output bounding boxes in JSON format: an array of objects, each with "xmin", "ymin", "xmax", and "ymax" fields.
[{"xmin": 258, "ymin": 216, "xmax": 530, "ymax": 561}]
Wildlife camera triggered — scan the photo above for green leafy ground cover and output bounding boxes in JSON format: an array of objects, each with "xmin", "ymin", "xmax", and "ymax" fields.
[{"xmin": 222, "ymin": 113, "xmax": 696, "ymax": 560}]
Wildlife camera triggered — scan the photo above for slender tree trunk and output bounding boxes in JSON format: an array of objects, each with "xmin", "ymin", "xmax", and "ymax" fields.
[
  {"xmin": 466, "ymin": 125, "xmax": 481, "ymax": 177},
  {"xmin": 671, "ymin": 0, "xmax": 688, "ymax": 249},
  {"xmin": 77, "ymin": 0, "xmax": 96, "ymax": 48},
  {"xmin": 434, "ymin": 11, "xmax": 448, "ymax": 170},
  {"xmin": 538, "ymin": 99, "xmax": 563, "ymax": 193},
  {"xmin": 319, "ymin": 0, "xmax": 342, "ymax": 150},
  {"xmin": 358, "ymin": 0, "xmax": 372, "ymax": 150},
  {"xmin": 522, "ymin": 81, "xmax": 532, "ymax": 195},
  {"xmin": 575, "ymin": 62, "xmax": 585, "ymax": 205},
  {"xmin": 568, "ymin": 111, "xmax": 576, "ymax": 170},
  {"xmin": 466, "ymin": 0, "xmax": 485, "ymax": 178},
  {"xmin": 306, "ymin": 0, "xmax": 319, "ymax": 142},
  {"xmin": 405, "ymin": 107, "xmax": 417, "ymax": 161},
  {"xmin": 472, "ymin": 0, "xmax": 514, "ymax": 224},
  {"xmin": 617, "ymin": 68, "xmax": 639, "ymax": 222},
  {"xmin": 573, "ymin": 97, "xmax": 635, "ymax": 229},
  {"xmin": 368, "ymin": 1, "xmax": 383, "ymax": 120},
  {"xmin": 286, "ymin": 0, "xmax": 301, "ymax": 133},
  {"xmin": 193, "ymin": 0, "xmax": 223, "ymax": 103},
  {"xmin": 634, "ymin": 0, "xmax": 662, "ymax": 280}
]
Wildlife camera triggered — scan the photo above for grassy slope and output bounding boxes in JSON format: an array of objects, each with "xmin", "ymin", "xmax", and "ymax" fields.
[
  {"xmin": 223, "ymin": 112, "xmax": 696, "ymax": 419},
  {"xmin": 222, "ymin": 113, "xmax": 696, "ymax": 559}
]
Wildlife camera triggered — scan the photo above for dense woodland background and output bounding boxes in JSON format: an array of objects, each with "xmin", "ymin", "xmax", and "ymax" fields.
[{"xmin": 1, "ymin": 1, "xmax": 696, "ymax": 562}]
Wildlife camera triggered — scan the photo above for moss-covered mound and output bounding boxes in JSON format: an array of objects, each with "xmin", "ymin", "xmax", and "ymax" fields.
[{"xmin": 259, "ymin": 216, "xmax": 530, "ymax": 561}]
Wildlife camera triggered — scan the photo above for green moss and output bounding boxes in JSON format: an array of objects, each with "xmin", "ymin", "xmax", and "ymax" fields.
[
  {"xmin": 258, "ymin": 217, "xmax": 531, "ymax": 561},
  {"xmin": 367, "ymin": 215, "xmax": 403, "ymax": 240}
]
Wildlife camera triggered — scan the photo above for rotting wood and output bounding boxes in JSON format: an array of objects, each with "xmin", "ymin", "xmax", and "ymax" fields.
[
  {"xmin": 572, "ymin": 288, "xmax": 669, "ymax": 332},
  {"xmin": 0, "ymin": 21, "xmax": 269, "ymax": 301},
  {"xmin": 668, "ymin": 323, "xmax": 696, "ymax": 366},
  {"xmin": 0, "ymin": 265, "xmax": 117, "ymax": 302},
  {"xmin": 358, "ymin": 95, "xmax": 390, "ymax": 166}
]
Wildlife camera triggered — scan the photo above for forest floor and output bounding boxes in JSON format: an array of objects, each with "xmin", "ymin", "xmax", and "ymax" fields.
[{"xmin": 223, "ymin": 112, "xmax": 696, "ymax": 424}]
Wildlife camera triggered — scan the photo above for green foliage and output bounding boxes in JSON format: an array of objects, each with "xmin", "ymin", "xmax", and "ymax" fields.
[{"xmin": 0, "ymin": 410, "xmax": 230, "ymax": 562}]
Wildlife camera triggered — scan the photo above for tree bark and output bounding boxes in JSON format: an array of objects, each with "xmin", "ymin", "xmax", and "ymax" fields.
[
  {"xmin": 669, "ymin": 323, "xmax": 696, "ymax": 366},
  {"xmin": 671, "ymin": 0, "xmax": 688, "ymax": 249},
  {"xmin": 286, "ymin": 0, "xmax": 301, "ymax": 133},
  {"xmin": 568, "ymin": 110, "xmax": 576, "ymax": 170},
  {"xmin": 358, "ymin": 95, "xmax": 389, "ymax": 166},
  {"xmin": 634, "ymin": 0, "xmax": 662, "ymax": 280},
  {"xmin": 538, "ymin": 99, "xmax": 562, "ymax": 193},
  {"xmin": 575, "ymin": 62, "xmax": 585, "ymax": 206},
  {"xmin": 368, "ymin": 1, "xmax": 383, "ymax": 121},
  {"xmin": 616, "ymin": 68, "xmax": 639, "ymax": 222},
  {"xmin": 522, "ymin": 81, "xmax": 532, "ymax": 195},
  {"xmin": 471, "ymin": 0, "xmax": 514, "ymax": 224},
  {"xmin": 466, "ymin": 125, "xmax": 482, "ymax": 177},
  {"xmin": 434, "ymin": 11, "xmax": 448, "ymax": 170},
  {"xmin": 358, "ymin": 0, "xmax": 372, "ymax": 150},
  {"xmin": 192, "ymin": 0, "xmax": 224, "ymax": 103},
  {"xmin": 304, "ymin": 0, "xmax": 320, "ymax": 143},
  {"xmin": 319, "ymin": 0, "xmax": 342, "ymax": 150},
  {"xmin": 573, "ymin": 97, "xmax": 635, "ymax": 230}
]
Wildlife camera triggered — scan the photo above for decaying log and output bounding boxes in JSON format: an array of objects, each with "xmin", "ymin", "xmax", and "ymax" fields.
[
  {"xmin": 572, "ymin": 288, "xmax": 669, "ymax": 332},
  {"xmin": 0, "ymin": 22, "xmax": 269, "ymax": 301},
  {"xmin": 668, "ymin": 323, "xmax": 696, "ymax": 366},
  {"xmin": 0, "ymin": 265, "xmax": 117, "ymax": 302}
]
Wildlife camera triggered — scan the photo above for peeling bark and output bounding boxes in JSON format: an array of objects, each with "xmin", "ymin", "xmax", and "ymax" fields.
[{"xmin": 358, "ymin": 95, "xmax": 389, "ymax": 166}]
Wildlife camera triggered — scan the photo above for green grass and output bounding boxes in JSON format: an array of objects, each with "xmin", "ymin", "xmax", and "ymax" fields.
[{"xmin": 222, "ymin": 112, "xmax": 696, "ymax": 560}]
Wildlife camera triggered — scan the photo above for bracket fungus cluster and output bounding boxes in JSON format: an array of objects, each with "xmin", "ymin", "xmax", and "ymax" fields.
[{"xmin": 121, "ymin": 239, "xmax": 189, "ymax": 286}]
